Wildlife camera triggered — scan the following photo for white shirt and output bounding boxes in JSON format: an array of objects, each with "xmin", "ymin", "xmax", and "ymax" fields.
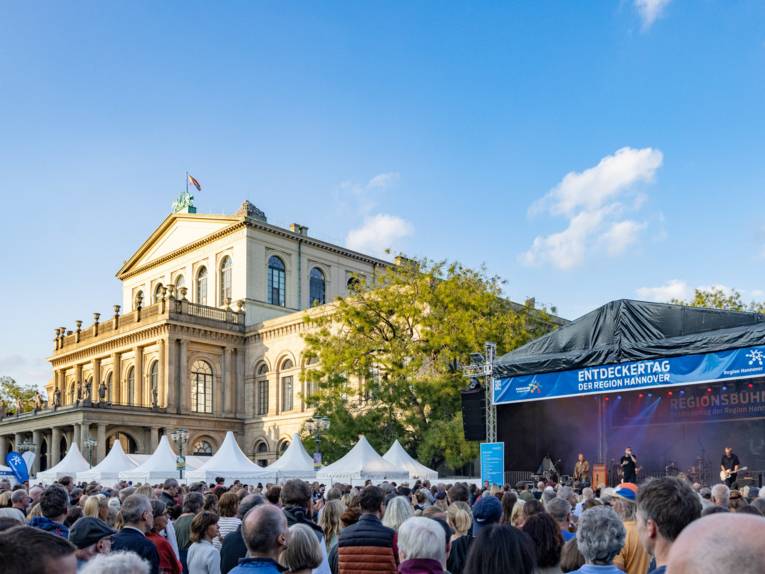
[{"xmin": 187, "ymin": 539, "xmax": 221, "ymax": 574}]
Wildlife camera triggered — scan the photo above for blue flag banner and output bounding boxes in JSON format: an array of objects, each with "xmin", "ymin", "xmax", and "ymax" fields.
[
  {"xmin": 5, "ymin": 451, "xmax": 29, "ymax": 483},
  {"xmin": 480, "ymin": 442, "xmax": 505, "ymax": 487},
  {"xmin": 494, "ymin": 345, "xmax": 765, "ymax": 405}
]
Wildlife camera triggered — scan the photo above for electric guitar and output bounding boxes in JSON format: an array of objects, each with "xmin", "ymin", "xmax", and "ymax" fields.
[{"xmin": 720, "ymin": 466, "xmax": 747, "ymax": 481}]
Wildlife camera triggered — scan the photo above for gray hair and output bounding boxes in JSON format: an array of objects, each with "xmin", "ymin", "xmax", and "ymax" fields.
[
  {"xmin": 398, "ymin": 517, "xmax": 446, "ymax": 565},
  {"xmin": 239, "ymin": 494, "xmax": 266, "ymax": 519},
  {"xmin": 242, "ymin": 504, "xmax": 288, "ymax": 553},
  {"xmin": 582, "ymin": 487, "xmax": 594, "ymax": 500},
  {"xmin": 542, "ymin": 487, "xmax": 556, "ymax": 505},
  {"xmin": 382, "ymin": 496, "xmax": 414, "ymax": 531},
  {"xmin": 121, "ymin": 494, "xmax": 151, "ymax": 525},
  {"xmin": 711, "ymin": 484, "xmax": 730, "ymax": 507},
  {"xmin": 80, "ymin": 551, "xmax": 150, "ymax": 574},
  {"xmin": 282, "ymin": 524, "xmax": 323, "ymax": 572},
  {"xmin": 576, "ymin": 506, "xmax": 626, "ymax": 565},
  {"xmin": 546, "ymin": 497, "xmax": 571, "ymax": 522}
]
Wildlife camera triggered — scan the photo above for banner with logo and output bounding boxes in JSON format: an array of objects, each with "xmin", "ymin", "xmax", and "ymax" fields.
[
  {"xmin": 494, "ymin": 345, "xmax": 765, "ymax": 405},
  {"xmin": 5, "ymin": 451, "xmax": 29, "ymax": 483}
]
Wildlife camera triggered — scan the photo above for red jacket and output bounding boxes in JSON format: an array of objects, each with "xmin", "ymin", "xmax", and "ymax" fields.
[{"xmin": 147, "ymin": 531, "xmax": 182, "ymax": 574}]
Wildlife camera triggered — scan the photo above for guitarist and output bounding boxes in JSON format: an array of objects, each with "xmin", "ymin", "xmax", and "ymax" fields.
[{"xmin": 720, "ymin": 446, "xmax": 741, "ymax": 487}]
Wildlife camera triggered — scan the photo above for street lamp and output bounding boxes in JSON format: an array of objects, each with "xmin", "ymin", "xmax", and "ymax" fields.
[
  {"xmin": 305, "ymin": 416, "xmax": 330, "ymax": 470},
  {"xmin": 84, "ymin": 436, "xmax": 97, "ymax": 466},
  {"xmin": 171, "ymin": 428, "xmax": 189, "ymax": 480}
]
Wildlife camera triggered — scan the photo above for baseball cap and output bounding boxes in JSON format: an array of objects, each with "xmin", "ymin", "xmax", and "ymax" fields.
[
  {"xmin": 69, "ymin": 517, "xmax": 116, "ymax": 549},
  {"xmin": 472, "ymin": 495, "xmax": 502, "ymax": 533},
  {"xmin": 614, "ymin": 483, "xmax": 638, "ymax": 503}
]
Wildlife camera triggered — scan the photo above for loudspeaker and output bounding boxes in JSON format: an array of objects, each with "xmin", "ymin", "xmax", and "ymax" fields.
[
  {"xmin": 592, "ymin": 464, "xmax": 607, "ymax": 489},
  {"xmin": 461, "ymin": 386, "xmax": 486, "ymax": 441}
]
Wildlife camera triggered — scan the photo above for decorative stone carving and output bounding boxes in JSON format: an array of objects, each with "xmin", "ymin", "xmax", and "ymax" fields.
[{"xmin": 237, "ymin": 200, "xmax": 267, "ymax": 222}]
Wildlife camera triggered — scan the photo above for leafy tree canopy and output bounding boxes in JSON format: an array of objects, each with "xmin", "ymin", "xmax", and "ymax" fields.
[
  {"xmin": 671, "ymin": 287, "xmax": 765, "ymax": 313},
  {"xmin": 0, "ymin": 376, "xmax": 39, "ymax": 412},
  {"xmin": 301, "ymin": 256, "xmax": 558, "ymax": 469}
]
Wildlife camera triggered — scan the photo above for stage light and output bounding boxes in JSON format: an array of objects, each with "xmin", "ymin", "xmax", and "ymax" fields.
[
  {"xmin": 604, "ymin": 396, "xmax": 609, "ymax": 401},
  {"xmin": 648, "ymin": 392, "xmax": 653, "ymax": 397},
  {"xmin": 617, "ymin": 395, "xmax": 622, "ymax": 400},
  {"xmin": 639, "ymin": 393, "xmax": 644, "ymax": 398},
  {"xmin": 679, "ymin": 390, "xmax": 685, "ymax": 395},
  {"xmin": 667, "ymin": 391, "xmax": 673, "ymax": 397},
  {"xmin": 707, "ymin": 387, "xmax": 713, "ymax": 393},
  {"xmin": 748, "ymin": 383, "xmax": 754, "ymax": 389},
  {"xmin": 722, "ymin": 385, "xmax": 728, "ymax": 391}
]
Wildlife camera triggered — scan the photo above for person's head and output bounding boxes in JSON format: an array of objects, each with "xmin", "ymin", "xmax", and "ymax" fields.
[
  {"xmin": 80, "ymin": 551, "xmax": 150, "ymax": 574},
  {"xmin": 546, "ymin": 497, "xmax": 571, "ymax": 526},
  {"xmin": 190, "ymin": 510, "xmax": 219, "ymax": 543},
  {"xmin": 446, "ymin": 502, "xmax": 472, "ymax": 536},
  {"xmin": 582, "ymin": 487, "xmax": 594, "ymax": 501},
  {"xmin": 83, "ymin": 494, "xmax": 108, "ymax": 520},
  {"xmin": 511, "ymin": 501, "xmax": 526, "ymax": 527},
  {"xmin": 611, "ymin": 483, "xmax": 638, "ymax": 521},
  {"xmin": 68, "ymin": 517, "xmax": 115, "ymax": 561},
  {"xmin": 59, "ymin": 476, "xmax": 73, "ymax": 492},
  {"xmin": 397, "ymin": 517, "xmax": 447, "ymax": 566},
  {"xmin": 266, "ymin": 485, "xmax": 281, "ymax": 505},
  {"xmin": 11, "ymin": 489, "xmax": 30, "ymax": 510},
  {"xmin": 281, "ymin": 523, "xmax": 323, "ymax": 572},
  {"xmin": 560, "ymin": 538, "xmax": 586, "ymax": 573},
  {"xmin": 667, "ymin": 512, "xmax": 765, "ymax": 573},
  {"xmin": 625, "ymin": 447, "xmax": 632, "ymax": 455},
  {"xmin": 381, "ymin": 496, "xmax": 414, "ymax": 531},
  {"xmin": 0, "ymin": 525, "xmax": 77, "ymax": 574},
  {"xmin": 120, "ymin": 494, "xmax": 153, "ymax": 532},
  {"xmin": 578, "ymin": 453, "xmax": 585, "ymax": 462},
  {"xmin": 472, "ymin": 493, "xmax": 502, "ymax": 535},
  {"xmin": 162, "ymin": 479, "xmax": 179, "ymax": 497},
  {"xmin": 500, "ymin": 491, "xmax": 517, "ymax": 524},
  {"xmin": 522, "ymin": 512, "xmax": 564, "ymax": 569},
  {"xmin": 463, "ymin": 523, "xmax": 536, "ymax": 574},
  {"xmin": 40, "ymin": 485, "xmax": 69, "ymax": 522},
  {"xmin": 522, "ymin": 498, "xmax": 545, "ymax": 521},
  {"xmin": 242, "ymin": 504, "xmax": 289, "ymax": 559},
  {"xmin": 576, "ymin": 506, "xmax": 626, "ymax": 565},
  {"xmin": 238, "ymin": 494, "xmax": 266, "ymax": 519},
  {"xmin": 281, "ymin": 480, "xmax": 312, "ymax": 509},
  {"xmin": 359, "ymin": 485, "xmax": 385, "ymax": 516},
  {"xmin": 149, "ymin": 499, "xmax": 169, "ymax": 533},
  {"xmin": 29, "ymin": 485, "xmax": 44, "ymax": 504},
  {"xmin": 218, "ymin": 491, "xmax": 240, "ymax": 518},
  {"xmin": 724, "ymin": 446, "xmax": 733, "ymax": 456},
  {"xmin": 636, "ymin": 477, "xmax": 701, "ymax": 559},
  {"xmin": 318, "ymin": 499, "xmax": 344, "ymax": 547},
  {"xmin": 447, "ymin": 483, "xmax": 469, "ymax": 504},
  {"xmin": 711, "ymin": 484, "xmax": 730, "ymax": 508},
  {"xmin": 181, "ymin": 491, "xmax": 205, "ymax": 514}
]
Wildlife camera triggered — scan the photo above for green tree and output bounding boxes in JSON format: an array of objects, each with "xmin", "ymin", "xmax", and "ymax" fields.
[
  {"xmin": 0, "ymin": 376, "xmax": 39, "ymax": 413},
  {"xmin": 302, "ymin": 256, "xmax": 558, "ymax": 469},
  {"xmin": 671, "ymin": 287, "xmax": 765, "ymax": 313}
]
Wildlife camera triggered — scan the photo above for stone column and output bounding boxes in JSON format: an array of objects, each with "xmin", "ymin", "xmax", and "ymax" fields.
[
  {"xmin": 178, "ymin": 339, "xmax": 188, "ymax": 413},
  {"xmin": 92, "ymin": 358, "xmax": 101, "ymax": 402},
  {"xmin": 0, "ymin": 436, "xmax": 8, "ymax": 461},
  {"xmin": 51, "ymin": 427, "xmax": 62, "ymax": 466},
  {"xmin": 157, "ymin": 340, "xmax": 166, "ymax": 407},
  {"xmin": 32, "ymin": 430, "xmax": 41, "ymax": 475},
  {"xmin": 236, "ymin": 348, "xmax": 246, "ymax": 418},
  {"xmin": 75, "ymin": 364, "xmax": 83, "ymax": 401},
  {"xmin": 133, "ymin": 346, "xmax": 144, "ymax": 407},
  {"xmin": 217, "ymin": 347, "xmax": 229, "ymax": 417},
  {"xmin": 150, "ymin": 427, "xmax": 159, "ymax": 451},
  {"xmin": 111, "ymin": 352, "xmax": 122, "ymax": 404},
  {"xmin": 73, "ymin": 424, "xmax": 81, "ymax": 451},
  {"xmin": 97, "ymin": 424, "xmax": 106, "ymax": 462}
]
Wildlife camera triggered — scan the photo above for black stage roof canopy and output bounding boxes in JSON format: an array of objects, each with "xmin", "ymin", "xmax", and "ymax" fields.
[{"xmin": 495, "ymin": 299, "xmax": 765, "ymax": 378}]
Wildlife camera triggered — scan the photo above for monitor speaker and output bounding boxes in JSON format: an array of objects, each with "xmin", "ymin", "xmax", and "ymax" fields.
[{"xmin": 461, "ymin": 386, "xmax": 486, "ymax": 441}]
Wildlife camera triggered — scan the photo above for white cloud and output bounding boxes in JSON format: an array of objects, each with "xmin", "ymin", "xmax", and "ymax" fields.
[
  {"xmin": 636, "ymin": 279, "xmax": 691, "ymax": 302},
  {"xmin": 346, "ymin": 214, "xmax": 413, "ymax": 257},
  {"xmin": 367, "ymin": 172, "xmax": 399, "ymax": 189},
  {"xmin": 635, "ymin": 0, "xmax": 671, "ymax": 30},
  {"xmin": 522, "ymin": 147, "xmax": 663, "ymax": 269}
]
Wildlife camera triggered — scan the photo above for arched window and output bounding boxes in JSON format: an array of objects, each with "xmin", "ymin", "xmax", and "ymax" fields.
[
  {"xmin": 191, "ymin": 360, "xmax": 213, "ymax": 414},
  {"xmin": 219, "ymin": 256, "xmax": 232, "ymax": 305},
  {"xmin": 196, "ymin": 266, "xmax": 208, "ymax": 305},
  {"xmin": 193, "ymin": 439, "xmax": 214, "ymax": 456},
  {"xmin": 256, "ymin": 363, "xmax": 269, "ymax": 416},
  {"xmin": 347, "ymin": 276, "xmax": 360, "ymax": 292},
  {"xmin": 126, "ymin": 366, "xmax": 135, "ymax": 405},
  {"xmin": 154, "ymin": 283, "xmax": 164, "ymax": 304},
  {"xmin": 268, "ymin": 256, "xmax": 286, "ymax": 307},
  {"xmin": 175, "ymin": 274, "xmax": 185, "ymax": 298},
  {"xmin": 135, "ymin": 290, "xmax": 144, "ymax": 310},
  {"xmin": 105, "ymin": 372, "xmax": 113, "ymax": 402},
  {"xmin": 309, "ymin": 267, "xmax": 326, "ymax": 306},
  {"xmin": 149, "ymin": 361, "xmax": 159, "ymax": 404},
  {"xmin": 279, "ymin": 440, "xmax": 290, "ymax": 455},
  {"xmin": 255, "ymin": 441, "xmax": 269, "ymax": 466},
  {"xmin": 281, "ymin": 358, "xmax": 294, "ymax": 411}
]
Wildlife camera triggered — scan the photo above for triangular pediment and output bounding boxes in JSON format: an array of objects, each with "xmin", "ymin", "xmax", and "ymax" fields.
[{"xmin": 117, "ymin": 212, "xmax": 241, "ymax": 279}]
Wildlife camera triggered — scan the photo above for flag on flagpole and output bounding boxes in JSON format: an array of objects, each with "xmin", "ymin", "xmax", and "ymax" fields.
[{"xmin": 188, "ymin": 174, "xmax": 202, "ymax": 191}]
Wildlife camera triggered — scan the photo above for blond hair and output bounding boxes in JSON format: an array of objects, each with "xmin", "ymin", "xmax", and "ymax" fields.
[
  {"xmin": 282, "ymin": 523, "xmax": 323, "ymax": 571},
  {"xmin": 446, "ymin": 502, "xmax": 472, "ymax": 536},
  {"xmin": 83, "ymin": 494, "xmax": 107, "ymax": 518},
  {"xmin": 318, "ymin": 499, "xmax": 344, "ymax": 550}
]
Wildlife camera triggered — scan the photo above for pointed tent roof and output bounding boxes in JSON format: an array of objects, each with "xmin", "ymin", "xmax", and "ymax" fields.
[
  {"xmin": 77, "ymin": 441, "xmax": 137, "ymax": 486},
  {"xmin": 261, "ymin": 433, "xmax": 316, "ymax": 483},
  {"xmin": 495, "ymin": 299, "xmax": 765, "ymax": 378},
  {"xmin": 382, "ymin": 440, "xmax": 438, "ymax": 480},
  {"xmin": 120, "ymin": 436, "xmax": 181, "ymax": 483},
  {"xmin": 37, "ymin": 443, "xmax": 90, "ymax": 483},
  {"xmin": 186, "ymin": 432, "xmax": 269, "ymax": 485},
  {"xmin": 317, "ymin": 436, "xmax": 410, "ymax": 485}
]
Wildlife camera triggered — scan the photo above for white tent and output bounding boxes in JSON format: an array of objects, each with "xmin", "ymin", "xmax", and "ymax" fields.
[
  {"xmin": 261, "ymin": 433, "xmax": 316, "ymax": 483},
  {"xmin": 186, "ymin": 432, "xmax": 269, "ymax": 486},
  {"xmin": 128, "ymin": 453, "xmax": 207, "ymax": 471},
  {"xmin": 383, "ymin": 440, "xmax": 438, "ymax": 481},
  {"xmin": 120, "ymin": 436, "xmax": 183, "ymax": 483},
  {"xmin": 37, "ymin": 443, "xmax": 90, "ymax": 483},
  {"xmin": 77, "ymin": 441, "xmax": 137, "ymax": 486},
  {"xmin": 316, "ymin": 436, "xmax": 409, "ymax": 485}
]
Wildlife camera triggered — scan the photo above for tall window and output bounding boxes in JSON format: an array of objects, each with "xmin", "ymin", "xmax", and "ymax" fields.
[
  {"xmin": 175, "ymin": 274, "xmax": 185, "ymax": 294},
  {"xmin": 256, "ymin": 441, "xmax": 269, "ymax": 466},
  {"xmin": 135, "ymin": 290, "xmax": 144, "ymax": 310},
  {"xmin": 154, "ymin": 283, "xmax": 164, "ymax": 303},
  {"xmin": 126, "ymin": 367, "xmax": 135, "ymax": 405},
  {"xmin": 309, "ymin": 267, "xmax": 326, "ymax": 306},
  {"xmin": 256, "ymin": 364, "xmax": 269, "ymax": 416},
  {"xmin": 191, "ymin": 360, "xmax": 213, "ymax": 414},
  {"xmin": 305, "ymin": 356, "xmax": 319, "ymax": 398},
  {"xmin": 105, "ymin": 372, "xmax": 113, "ymax": 402},
  {"xmin": 219, "ymin": 256, "xmax": 232, "ymax": 304},
  {"xmin": 281, "ymin": 359, "xmax": 294, "ymax": 411},
  {"xmin": 268, "ymin": 256, "xmax": 286, "ymax": 306},
  {"xmin": 196, "ymin": 266, "xmax": 208, "ymax": 305},
  {"xmin": 149, "ymin": 361, "xmax": 159, "ymax": 403}
]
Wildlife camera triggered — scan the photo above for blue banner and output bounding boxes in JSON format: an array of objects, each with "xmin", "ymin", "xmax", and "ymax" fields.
[
  {"xmin": 5, "ymin": 451, "xmax": 29, "ymax": 483},
  {"xmin": 480, "ymin": 442, "xmax": 505, "ymax": 487},
  {"xmin": 494, "ymin": 345, "xmax": 765, "ymax": 405}
]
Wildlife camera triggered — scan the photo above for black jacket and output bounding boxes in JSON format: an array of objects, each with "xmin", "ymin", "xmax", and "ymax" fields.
[
  {"xmin": 283, "ymin": 506, "xmax": 325, "ymax": 542},
  {"xmin": 446, "ymin": 534, "xmax": 473, "ymax": 574},
  {"xmin": 111, "ymin": 526, "xmax": 160, "ymax": 574},
  {"xmin": 221, "ymin": 525, "xmax": 247, "ymax": 574}
]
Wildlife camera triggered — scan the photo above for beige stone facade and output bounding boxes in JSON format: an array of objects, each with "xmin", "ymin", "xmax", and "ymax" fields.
[{"xmin": 0, "ymin": 201, "xmax": 388, "ymax": 474}]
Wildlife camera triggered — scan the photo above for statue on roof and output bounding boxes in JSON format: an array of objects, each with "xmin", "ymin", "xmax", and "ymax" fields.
[
  {"xmin": 237, "ymin": 200, "xmax": 267, "ymax": 222},
  {"xmin": 172, "ymin": 190, "xmax": 196, "ymax": 214}
]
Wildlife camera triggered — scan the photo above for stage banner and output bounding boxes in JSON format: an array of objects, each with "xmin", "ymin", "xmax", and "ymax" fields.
[
  {"xmin": 480, "ymin": 442, "xmax": 505, "ymax": 487},
  {"xmin": 5, "ymin": 451, "xmax": 29, "ymax": 483},
  {"xmin": 494, "ymin": 345, "xmax": 765, "ymax": 405}
]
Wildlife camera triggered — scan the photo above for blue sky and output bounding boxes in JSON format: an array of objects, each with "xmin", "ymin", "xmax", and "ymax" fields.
[{"xmin": 1, "ymin": 1, "xmax": 764, "ymax": 388}]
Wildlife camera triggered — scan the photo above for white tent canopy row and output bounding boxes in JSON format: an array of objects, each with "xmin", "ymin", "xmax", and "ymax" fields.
[
  {"xmin": 37, "ymin": 443, "xmax": 91, "ymax": 484},
  {"xmin": 187, "ymin": 432, "xmax": 269, "ymax": 486},
  {"xmin": 119, "ymin": 436, "xmax": 196, "ymax": 483},
  {"xmin": 260, "ymin": 433, "xmax": 316, "ymax": 483},
  {"xmin": 77, "ymin": 441, "xmax": 136, "ymax": 486},
  {"xmin": 382, "ymin": 440, "xmax": 438, "ymax": 481},
  {"xmin": 317, "ymin": 436, "xmax": 410, "ymax": 485}
]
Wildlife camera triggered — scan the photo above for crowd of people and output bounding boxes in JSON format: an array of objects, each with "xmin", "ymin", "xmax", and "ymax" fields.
[{"xmin": 1, "ymin": 472, "xmax": 764, "ymax": 574}]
